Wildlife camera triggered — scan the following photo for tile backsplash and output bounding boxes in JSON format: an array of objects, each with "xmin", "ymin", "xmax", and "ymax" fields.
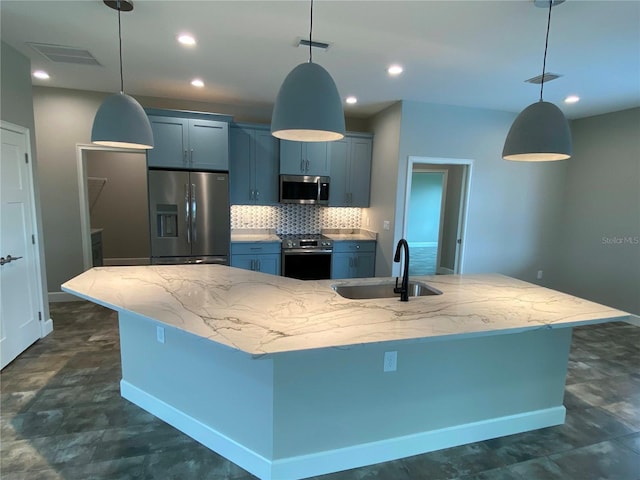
[{"xmin": 231, "ymin": 205, "xmax": 362, "ymax": 235}]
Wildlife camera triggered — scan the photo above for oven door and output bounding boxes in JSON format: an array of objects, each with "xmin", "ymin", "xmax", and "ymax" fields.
[{"xmin": 282, "ymin": 249, "xmax": 332, "ymax": 280}]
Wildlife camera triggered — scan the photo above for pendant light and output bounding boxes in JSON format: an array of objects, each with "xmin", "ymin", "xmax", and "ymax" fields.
[
  {"xmin": 271, "ymin": 0, "xmax": 345, "ymax": 142},
  {"xmin": 91, "ymin": 0, "xmax": 153, "ymax": 149},
  {"xmin": 502, "ymin": 0, "xmax": 571, "ymax": 161}
]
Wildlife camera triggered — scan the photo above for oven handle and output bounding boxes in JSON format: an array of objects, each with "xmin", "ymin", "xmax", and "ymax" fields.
[{"xmin": 283, "ymin": 249, "xmax": 333, "ymax": 255}]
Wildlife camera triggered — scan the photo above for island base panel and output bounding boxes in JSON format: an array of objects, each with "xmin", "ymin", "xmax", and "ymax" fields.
[{"xmin": 117, "ymin": 311, "xmax": 572, "ymax": 480}]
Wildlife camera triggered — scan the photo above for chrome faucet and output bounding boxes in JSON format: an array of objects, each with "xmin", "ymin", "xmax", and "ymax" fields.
[{"xmin": 393, "ymin": 239, "xmax": 410, "ymax": 302}]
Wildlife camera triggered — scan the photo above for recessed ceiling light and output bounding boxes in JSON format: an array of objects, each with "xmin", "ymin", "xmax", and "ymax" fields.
[
  {"xmin": 345, "ymin": 96, "xmax": 358, "ymax": 104},
  {"xmin": 33, "ymin": 70, "xmax": 50, "ymax": 80},
  {"xmin": 564, "ymin": 95, "xmax": 580, "ymax": 104},
  {"xmin": 178, "ymin": 34, "xmax": 196, "ymax": 46},
  {"xmin": 191, "ymin": 78, "xmax": 204, "ymax": 88},
  {"xmin": 387, "ymin": 65, "xmax": 403, "ymax": 76}
]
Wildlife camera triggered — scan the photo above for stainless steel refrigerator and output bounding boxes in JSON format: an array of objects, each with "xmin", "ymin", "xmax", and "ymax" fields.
[{"xmin": 148, "ymin": 170, "xmax": 230, "ymax": 264}]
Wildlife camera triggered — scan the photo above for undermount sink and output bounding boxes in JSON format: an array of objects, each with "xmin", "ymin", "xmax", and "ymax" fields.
[{"xmin": 332, "ymin": 281, "xmax": 442, "ymax": 300}]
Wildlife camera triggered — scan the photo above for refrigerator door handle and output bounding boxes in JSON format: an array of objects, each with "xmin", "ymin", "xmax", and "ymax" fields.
[
  {"xmin": 184, "ymin": 183, "xmax": 191, "ymax": 244},
  {"xmin": 191, "ymin": 183, "xmax": 197, "ymax": 244}
]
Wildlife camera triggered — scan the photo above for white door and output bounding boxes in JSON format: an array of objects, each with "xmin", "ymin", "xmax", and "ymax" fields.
[{"xmin": 1, "ymin": 126, "xmax": 42, "ymax": 368}]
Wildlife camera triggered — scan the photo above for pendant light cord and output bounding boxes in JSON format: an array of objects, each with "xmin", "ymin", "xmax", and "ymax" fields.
[
  {"xmin": 117, "ymin": 0, "xmax": 124, "ymax": 94},
  {"xmin": 540, "ymin": 0, "xmax": 553, "ymax": 101},
  {"xmin": 309, "ymin": 0, "xmax": 313, "ymax": 63}
]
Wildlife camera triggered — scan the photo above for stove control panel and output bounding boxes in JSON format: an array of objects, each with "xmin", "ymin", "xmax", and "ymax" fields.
[{"xmin": 281, "ymin": 237, "xmax": 333, "ymax": 250}]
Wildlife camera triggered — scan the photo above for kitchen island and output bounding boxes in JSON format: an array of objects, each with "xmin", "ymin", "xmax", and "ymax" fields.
[{"xmin": 62, "ymin": 266, "xmax": 628, "ymax": 480}]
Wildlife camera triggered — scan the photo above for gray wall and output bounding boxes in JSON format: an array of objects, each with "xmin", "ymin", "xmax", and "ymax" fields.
[
  {"xmin": 366, "ymin": 102, "xmax": 403, "ymax": 276},
  {"xmin": 369, "ymin": 100, "xmax": 569, "ymax": 283},
  {"xmin": 86, "ymin": 150, "xmax": 149, "ymax": 262},
  {"xmin": 1, "ymin": 42, "xmax": 50, "ymax": 321},
  {"xmin": 552, "ymin": 108, "xmax": 640, "ymax": 315}
]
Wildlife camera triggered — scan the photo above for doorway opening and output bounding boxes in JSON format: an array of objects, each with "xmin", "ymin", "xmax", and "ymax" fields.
[
  {"xmin": 76, "ymin": 145, "xmax": 149, "ymax": 270},
  {"xmin": 403, "ymin": 157, "xmax": 473, "ymax": 275},
  {"xmin": 406, "ymin": 169, "xmax": 447, "ymax": 275}
]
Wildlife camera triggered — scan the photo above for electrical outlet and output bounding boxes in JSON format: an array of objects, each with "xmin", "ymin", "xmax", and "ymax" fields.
[
  {"xmin": 537, "ymin": 270, "xmax": 543, "ymax": 280},
  {"xmin": 156, "ymin": 326, "xmax": 165, "ymax": 344},
  {"xmin": 384, "ymin": 351, "xmax": 397, "ymax": 372},
  {"xmin": 383, "ymin": 220, "xmax": 390, "ymax": 231}
]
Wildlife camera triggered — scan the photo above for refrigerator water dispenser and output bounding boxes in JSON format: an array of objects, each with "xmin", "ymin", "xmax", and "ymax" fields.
[{"xmin": 156, "ymin": 204, "xmax": 178, "ymax": 237}]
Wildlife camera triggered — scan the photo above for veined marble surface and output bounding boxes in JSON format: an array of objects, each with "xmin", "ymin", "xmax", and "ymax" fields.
[
  {"xmin": 322, "ymin": 229, "xmax": 377, "ymax": 241},
  {"xmin": 62, "ymin": 266, "xmax": 628, "ymax": 356},
  {"xmin": 230, "ymin": 229, "xmax": 281, "ymax": 243}
]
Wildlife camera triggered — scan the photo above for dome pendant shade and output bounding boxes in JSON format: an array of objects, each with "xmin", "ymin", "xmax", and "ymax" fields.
[
  {"xmin": 271, "ymin": 62, "xmax": 345, "ymax": 142},
  {"xmin": 502, "ymin": 101, "xmax": 572, "ymax": 161},
  {"xmin": 91, "ymin": 93, "xmax": 154, "ymax": 149}
]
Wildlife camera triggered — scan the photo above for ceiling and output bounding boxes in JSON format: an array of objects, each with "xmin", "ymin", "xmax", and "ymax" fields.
[{"xmin": 1, "ymin": 0, "xmax": 639, "ymax": 120}]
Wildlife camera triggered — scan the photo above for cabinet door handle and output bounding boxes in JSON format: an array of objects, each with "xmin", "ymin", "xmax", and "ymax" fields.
[
  {"xmin": 300, "ymin": 159, "xmax": 305, "ymax": 173},
  {"xmin": 257, "ymin": 259, "xmax": 261, "ymax": 271},
  {"xmin": 306, "ymin": 159, "xmax": 310, "ymax": 172},
  {"xmin": 190, "ymin": 148, "xmax": 194, "ymax": 164},
  {"xmin": 250, "ymin": 259, "xmax": 255, "ymax": 270},
  {"xmin": 255, "ymin": 190, "xmax": 259, "ymax": 200},
  {"xmin": 250, "ymin": 189, "xmax": 255, "ymax": 200},
  {"xmin": 183, "ymin": 150, "xmax": 188, "ymax": 164}
]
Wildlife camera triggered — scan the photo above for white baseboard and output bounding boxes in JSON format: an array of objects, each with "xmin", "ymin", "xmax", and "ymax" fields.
[
  {"xmin": 48, "ymin": 291, "xmax": 83, "ymax": 303},
  {"xmin": 120, "ymin": 380, "xmax": 565, "ymax": 480},
  {"xmin": 120, "ymin": 381, "xmax": 272, "ymax": 480},
  {"xmin": 103, "ymin": 257, "xmax": 150, "ymax": 266},
  {"xmin": 626, "ymin": 315, "xmax": 640, "ymax": 327},
  {"xmin": 40, "ymin": 318, "xmax": 54, "ymax": 337},
  {"xmin": 272, "ymin": 406, "xmax": 565, "ymax": 480}
]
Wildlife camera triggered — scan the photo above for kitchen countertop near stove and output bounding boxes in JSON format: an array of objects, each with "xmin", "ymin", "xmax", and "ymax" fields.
[
  {"xmin": 62, "ymin": 265, "xmax": 628, "ymax": 357},
  {"xmin": 322, "ymin": 229, "xmax": 377, "ymax": 241},
  {"xmin": 231, "ymin": 229, "xmax": 281, "ymax": 243}
]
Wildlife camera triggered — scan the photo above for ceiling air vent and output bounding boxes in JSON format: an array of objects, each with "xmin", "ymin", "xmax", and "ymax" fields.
[
  {"xmin": 296, "ymin": 38, "xmax": 331, "ymax": 51},
  {"xmin": 27, "ymin": 42, "xmax": 101, "ymax": 66},
  {"xmin": 525, "ymin": 72, "xmax": 562, "ymax": 85}
]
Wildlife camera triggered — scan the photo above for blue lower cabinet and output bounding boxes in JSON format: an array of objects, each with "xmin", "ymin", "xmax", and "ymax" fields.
[
  {"xmin": 231, "ymin": 242, "xmax": 281, "ymax": 276},
  {"xmin": 331, "ymin": 241, "xmax": 376, "ymax": 279}
]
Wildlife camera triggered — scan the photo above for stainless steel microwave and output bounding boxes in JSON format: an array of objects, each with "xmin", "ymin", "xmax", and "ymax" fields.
[{"xmin": 279, "ymin": 175, "xmax": 330, "ymax": 205}]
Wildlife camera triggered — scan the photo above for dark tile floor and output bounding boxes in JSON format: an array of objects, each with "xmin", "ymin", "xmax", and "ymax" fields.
[{"xmin": 1, "ymin": 302, "xmax": 639, "ymax": 480}]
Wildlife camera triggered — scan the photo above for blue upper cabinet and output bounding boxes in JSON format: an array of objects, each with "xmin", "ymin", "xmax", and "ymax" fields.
[
  {"xmin": 146, "ymin": 110, "xmax": 231, "ymax": 171},
  {"xmin": 280, "ymin": 140, "xmax": 329, "ymax": 176},
  {"xmin": 229, "ymin": 124, "xmax": 279, "ymax": 205},
  {"xmin": 189, "ymin": 119, "xmax": 228, "ymax": 171},
  {"xmin": 146, "ymin": 116, "xmax": 189, "ymax": 168},
  {"xmin": 329, "ymin": 134, "xmax": 373, "ymax": 207}
]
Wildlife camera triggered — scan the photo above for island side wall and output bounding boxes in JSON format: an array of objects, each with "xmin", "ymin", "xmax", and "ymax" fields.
[
  {"xmin": 117, "ymin": 311, "xmax": 275, "ymax": 479},
  {"xmin": 270, "ymin": 328, "xmax": 572, "ymax": 479}
]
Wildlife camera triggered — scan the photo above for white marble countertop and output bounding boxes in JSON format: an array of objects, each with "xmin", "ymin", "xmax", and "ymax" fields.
[
  {"xmin": 325, "ymin": 234, "xmax": 376, "ymax": 241},
  {"xmin": 61, "ymin": 265, "xmax": 629, "ymax": 356},
  {"xmin": 322, "ymin": 229, "xmax": 377, "ymax": 241},
  {"xmin": 230, "ymin": 229, "xmax": 281, "ymax": 243}
]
